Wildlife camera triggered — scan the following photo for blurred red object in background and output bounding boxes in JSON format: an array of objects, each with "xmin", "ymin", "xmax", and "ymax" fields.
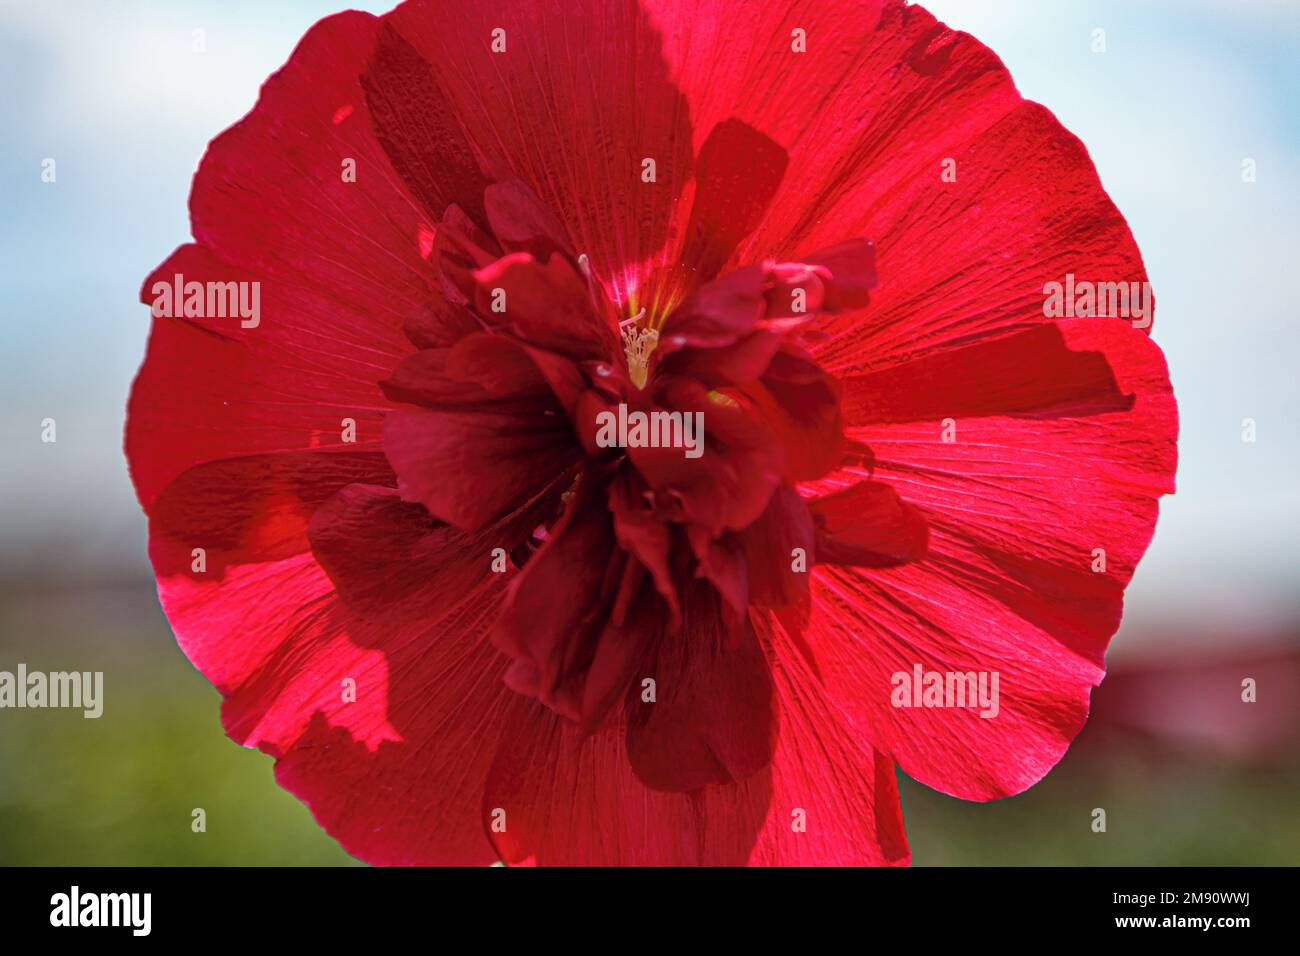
[{"xmin": 1092, "ymin": 632, "xmax": 1300, "ymax": 763}]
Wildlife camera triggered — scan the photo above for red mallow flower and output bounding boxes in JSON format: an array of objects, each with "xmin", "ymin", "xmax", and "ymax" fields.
[{"xmin": 126, "ymin": 0, "xmax": 1177, "ymax": 865}]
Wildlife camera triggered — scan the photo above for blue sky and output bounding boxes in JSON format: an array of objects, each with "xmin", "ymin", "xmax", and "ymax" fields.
[{"xmin": 1, "ymin": 0, "xmax": 1296, "ymax": 655}]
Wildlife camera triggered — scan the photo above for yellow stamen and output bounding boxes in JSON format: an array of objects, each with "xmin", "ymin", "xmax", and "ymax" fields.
[{"xmin": 620, "ymin": 308, "xmax": 658, "ymax": 389}]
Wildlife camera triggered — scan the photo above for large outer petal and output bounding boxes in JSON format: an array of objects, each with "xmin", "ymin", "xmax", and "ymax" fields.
[
  {"xmin": 128, "ymin": 11, "xmax": 439, "ymax": 505},
  {"xmin": 643, "ymin": 0, "xmax": 1155, "ymax": 353},
  {"xmin": 803, "ymin": 319, "xmax": 1176, "ymax": 798}
]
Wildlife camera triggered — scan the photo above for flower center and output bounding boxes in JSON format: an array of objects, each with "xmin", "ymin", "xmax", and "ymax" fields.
[{"xmin": 619, "ymin": 308, "xmax": 658, "ymax": 389}]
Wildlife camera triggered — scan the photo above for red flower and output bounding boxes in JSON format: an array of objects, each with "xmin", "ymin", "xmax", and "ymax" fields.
[{"xmin": 126, "ymin": 0, "xmax": 1177, "ymax": 865}]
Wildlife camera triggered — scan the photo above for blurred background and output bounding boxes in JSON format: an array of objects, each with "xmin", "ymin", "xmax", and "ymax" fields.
[{"xmin": 0, "ymin": 0, "xmax": 1297, "ymax": 865}]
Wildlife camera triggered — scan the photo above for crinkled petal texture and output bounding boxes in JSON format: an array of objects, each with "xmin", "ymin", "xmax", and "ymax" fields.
[{"xmin": 126, "ymin": 0, "xmax": 1175, "ymax": 865}]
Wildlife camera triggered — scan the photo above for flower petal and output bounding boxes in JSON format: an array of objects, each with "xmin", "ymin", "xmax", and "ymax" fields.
[
  {"xmin": 810, "ymin": 480, "xmax": 930, "ymax": 569},
  {"xmin": 675, "ymin": 118, "xmax": 788, "ymax": 282},
  {"xmin": 626, "ymin": 583, "xmax": 777, "ymax": 792},
  {"xmin": 472, "ymin": 252, "xmax": 620, "ymax": 360},
  {"xmin": 144, "ymin": 457, "xmax": 523, "ymax": 865},
  {"xmin": 740, "ymin": 483, "xmax": 816, "ymax": 607},
  {"xmin": 387, "ymin": 0, "xmax": 696, "ymax": 307},
  {"xmin": 130, "ymin": 9, "xmax": 456, "ymax": 505},
  {"xmin": 360, "ymin": 21, "xmax": 493, "ymax": 224},
  {"xmin": 383, "ymin": 404, "xmax": 580, "ymax": 532},
  {"xmin": 492, "ymin": 473, "xmax": 663, "ymax": 730},
  {"xmin": 801, "ymin": 318, "xmax": 1176, "ymax": 799},
  {"xmin": 840, "ymin": 323, "xmax": 1135, "ymax": 424},
  {"xmin": 129, "ymin": 244, "xmax": 406, "ymax": 507},
  {"xmin": 483, "ymin": 615, "xmax": 909, "ymax": 865}
]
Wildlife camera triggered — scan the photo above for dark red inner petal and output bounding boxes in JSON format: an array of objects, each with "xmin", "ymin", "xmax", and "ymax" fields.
[
  {"xmin": 810, "ymin": 481, "xmax": 930, "ymax": 568},
  {"xmin": 676, "ymin": 119, "xmax": 789, "ymax": 282},
  {"xmin": 491, "ymin": 472, "xmax": 661, "ymax": 731},
  {"xmin": 840, "ymin": 323, "xmax": 1135, "ymax": 425},
  {"xmin": 361, "ymin": 22, "xmax": 491, "ymax": 225},
  {"xmin": 625, "ymin": 582, "xmax": 778, "ymax": 792}
]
